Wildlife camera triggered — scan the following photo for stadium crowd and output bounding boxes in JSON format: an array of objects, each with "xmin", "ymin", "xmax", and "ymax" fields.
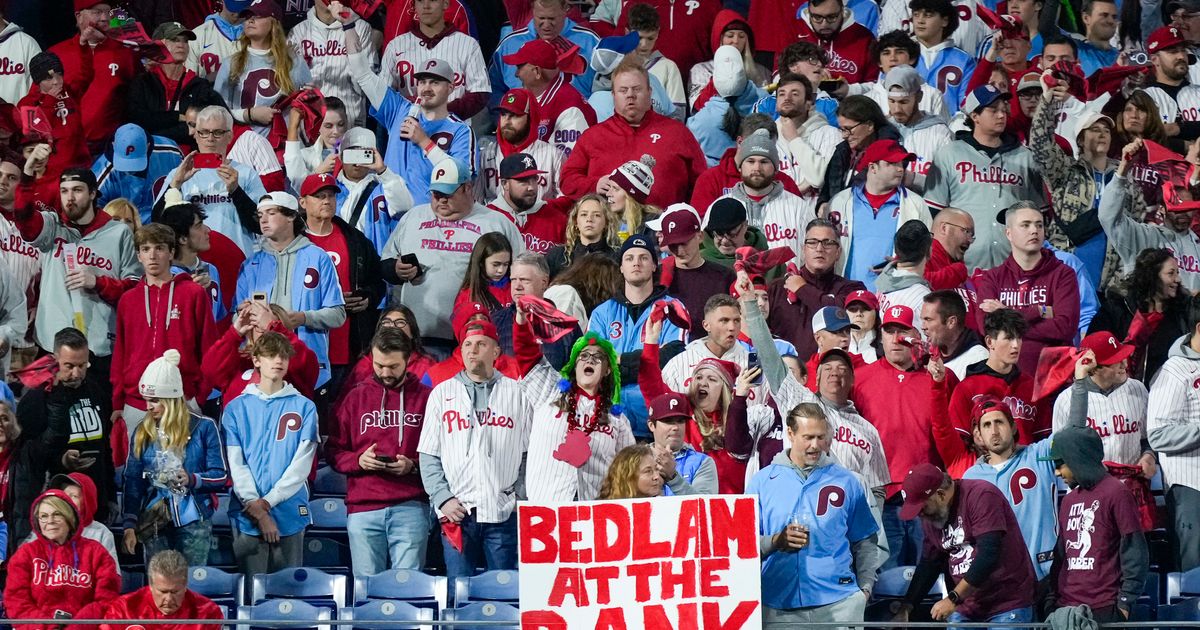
[{"xmin": 2, "ymin": 0, "xmax": 1200, "ymax": 625}]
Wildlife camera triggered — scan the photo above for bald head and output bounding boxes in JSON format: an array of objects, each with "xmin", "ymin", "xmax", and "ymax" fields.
[{"xmin": 933, "ymin": 208, "xmax": 974, "ymax": 262}]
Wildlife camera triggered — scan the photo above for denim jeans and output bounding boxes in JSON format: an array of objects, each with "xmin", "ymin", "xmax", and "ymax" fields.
[
  {"xmin": 441, "ymin": 511, "xmax": 518, "ymax": 578},
  {"xmin": 144, "ymin": 518, "xmax": 213, "ymax": 566},
  {"xmin": 347, "ymin": 501, "xmax": 433, "ymax": 576},
  {"xmin": 881, "ymin": 501, "xmax": 924, "ymax": 570},
  {"xmin": 947, "ymin": 605, "xmax": 1034, "ymax": 630}
]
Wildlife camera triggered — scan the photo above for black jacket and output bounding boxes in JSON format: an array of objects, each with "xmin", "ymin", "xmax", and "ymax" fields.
[
  {"xmin": 2, "ymin": 435, "xmax": 46, "ymax": 557},
  {"xmin": 545, "ymin": 240, "xmax": 620, "ymax": 279},
  {"xmin": 819, "ymin": 123, "xmax": 903, "ymax": 206},
  {"xmin": 126, "ymin": 69, "xmax": 223, "ymax": 148},
  {"xmin": 1090, "ymin": 287, "xmax": 1190, "ymax": 384},
  {"xmin": 329, "ymin": 216, "xmax": 386, "ymax": 362}
]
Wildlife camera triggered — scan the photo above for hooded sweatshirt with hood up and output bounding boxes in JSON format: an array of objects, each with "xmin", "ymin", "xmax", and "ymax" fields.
[
  {"xmin": 110, "ymin": 273, "xmax": 218, "ymax": 412},
  {"xmin": 1049, "ymin": 422, "xmax": 1148, "ymax": 614},
  {"xmin": 688, "ymin": 11, "xmax": 771, "ymax": 112},
  {"xmin": 235, "ymin": 235, "xmax": 347, "ymax": 388},
  {"xmin": 975, "ymin": 248, "xmax": 1080, "ymax": 374},
  {"xmin": 35, "ymin": 474, "xmax": 119, "ymax": 566},
  {"xmin": 875, "ymin": 263, "xmax": 932, "ymax": 337},
  {"xmin": 3, "ymin": 489, "xmax": 120, "ymax": 630}
]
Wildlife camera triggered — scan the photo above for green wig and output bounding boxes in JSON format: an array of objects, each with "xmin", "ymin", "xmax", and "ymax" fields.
[{"xmin": 559, "ymin": 332, "xmax": 622, "ymax": 412}]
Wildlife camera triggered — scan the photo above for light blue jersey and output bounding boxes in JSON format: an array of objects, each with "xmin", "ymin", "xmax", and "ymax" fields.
[
  {"xmin": 224, "ymin": 383, "xmax": 318, "ymax": 538},
  {"xmin": 371, "ymin": 92, "xmax": 477, "ymax": 206},
  {"xmin": 916, "ymin": 45, "xmax": 977, "ymax": 115},
  {"xmin": 748, "ymin": 453, "xmax": 878, "ymax": 609},
  {"xmin": 93, "ymin": 136, "xmax": 183, "ymax": 223},
  {"xmin": 156, "ymin": 160, "xmax": 268, "ymax": 255},
  {"xmin": 962, "ymin": 439, "xmax": 1058, "ymax": 579}
]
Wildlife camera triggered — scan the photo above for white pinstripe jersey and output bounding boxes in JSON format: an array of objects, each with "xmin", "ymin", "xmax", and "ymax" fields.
[
  {"xmin": 187, "ymin": 20, "xmax": 241, "ymax": 80},
  {"xmin": 287, "ymin": 12, "xmax": 377, "ymax": 125},
  {"xmin": 1147, "ymin": 355, "xmax": 1200, "ymax": 491},
  {"xmin": 1052, "ymin": 378, "xmax": 1148, "ymax": 466},
  {"xmin": 418, "ymin": 374, "xmax": 534, "ymax": 523},
  {"xmin": 380, "ymin": 30, "xmax": 490, "ymax": 102},
  {"xmin": 476, "ymin": 137, "xmax": 563, "ymax": 204},
  {"xmin": 662, "ymin": 338, "xmax": 768, "ymax": 405},
  {"xmin": 1144, "ymin": 84, "xmax": 1200, "ymax": 126},
  {"xmin": 525, "ymin": 397, "xmax": 635, "ymax": 502}
]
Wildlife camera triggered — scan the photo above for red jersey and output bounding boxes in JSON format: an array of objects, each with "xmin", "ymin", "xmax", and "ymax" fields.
[
  {"xmin": 17, "ymin": 44, "xmax": 92, "ymax": 172},
  {"xmin": 307, "ymin": 228, "xmax": 353, "ymax": 366},
  {"xmin": 616, "ymin": 0, "xmax": 722, "ymax": 75},
  {"xmin": 488, "ymin": 195, "xmax": 572, "ymax": 254},
  {"xmin": 48, "ymin": 37, "xmax": 136, "ymax": 150},
  {"xmin": 948, "ymin": 361, "xmax": 1052, "ymax": 445}
]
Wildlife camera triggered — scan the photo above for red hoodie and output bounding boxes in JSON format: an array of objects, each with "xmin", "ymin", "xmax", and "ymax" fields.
[
  {"xmin": 974, "ymin": 249, "xmax": 1080, "ymax": 375},
  {"xmin": 690, "ymin": 147, "xmax": 804, "ymax": 214},
  {"xmin": 47, "ymin": 37, "xmax": 136, "ymax": 151},
  {"xmin": 748, "ymin": 0, "xmax": 804, "ymax": 56},
  {"xmin": 110, "ymin": 273, "xmax": 218, "ymax": 411},
  {"xmin": 795, "ymin": 10, "xmax": 878, "ymax": 84},
  {"xmin": 327, "ymin": 373, "xmax": 432, "ymax": 513},
  {"xmin": 851, "ymin": 359, "xmax": 959, "ymax": 497},
  {"xmin": 81, "ymin": 587, "xmax": 224, "ymax": 630},
  {"xmin": 692, "ymin": 11, "xmax": 761, "ymax": 112},
  {"xmin": 534, "ymin": 74, "xmax": 596, "ymax": 148},
  {"xmin": 616, "ymin": 0, "xmax": 722, "ymax": 75},
  {"xmin": 3, "ymin": 490, "xmax": 120, "ymax": 630},
  {"xmin": 17, "ymin": 44, "xmax": 93, "ymax": 173},
  {"xmin": 948, "ymin": 361, "xmax": 1052, "ymax": 444},
  {"xmin": 200, "ymin": 321, "xmax": 319, "ymax": 408},
  {"xmin": 562, "ymin": 110, "xmax": 708, "ymax": 209}
]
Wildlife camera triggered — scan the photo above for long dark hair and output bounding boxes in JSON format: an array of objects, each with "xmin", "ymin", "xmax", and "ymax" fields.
[
  {"xmin": 1126, "ymin": 247, "xmax": 1177, "ymax": 311},
  {"xmin": 459, "ymin": 232, "xmax": 513, "ymax": 310},
  {"xmin": 551, "ymin": 253, "xmax": 622, "ymax": 315}
]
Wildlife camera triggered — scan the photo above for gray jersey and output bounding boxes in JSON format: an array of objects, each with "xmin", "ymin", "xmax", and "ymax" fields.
[
  {"xmin": 923, "ymin": 136, "xmax": 1048, "ymax": 271},
  {"xmin": 1100, "ymin": 174, "xmax": 1200, "ymax": 292}
]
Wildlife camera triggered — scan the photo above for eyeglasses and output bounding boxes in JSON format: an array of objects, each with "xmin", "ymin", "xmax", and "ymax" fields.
[
  {"xmin": 809, "ymin": 12, "xmax": 842, "ymax": 24},
  {"xmin": 577, "ymin": 352, "xmax": 606, "ymax": 365},
  {"xmin": 195, "ymin": 129, "xmax": 229, "ymax": 139},
  {"xmin": 839, "ymin": 121, "xmax": 867, "ymax": 136},
  {"xmin": 38, "ymin": 512, "xmax": 65, "ymax": 523},
  {"xmin": 944, "ymin": 222, "xmax": 975, "ymax": 237},
  {"xmin": 380, "ymin": 319, "xmax": 410, "ymax": 329},
  {"xmin": 793, "ymin": 55, "xmax": 825, "ymax": 66},
  {"xmin": 804, "ymin": 238, "xmax": 839, "ymax": 249}
]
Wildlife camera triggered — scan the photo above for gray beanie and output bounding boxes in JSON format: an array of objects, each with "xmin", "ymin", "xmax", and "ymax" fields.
[{"xmin": 736, "ymin": 128, "xmax": 779, "ymax": 168}]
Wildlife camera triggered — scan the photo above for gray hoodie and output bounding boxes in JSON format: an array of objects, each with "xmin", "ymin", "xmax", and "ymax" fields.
[{"xmin": 1147, "ymin": 334, "xmax": 1200, "ymax": 492}]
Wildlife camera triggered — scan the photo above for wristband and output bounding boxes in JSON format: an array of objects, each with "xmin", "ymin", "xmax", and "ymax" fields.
[
  {"xmin": 341, "ymin": 20, "xmax": 357, "ymax": 30},
  {"xmin": 424, "ymin": 140, "xmax": 437, "ymax": 152},
  {"xmin": 947, "ymin": 591, "xmax": 961, "ymax": 604}
]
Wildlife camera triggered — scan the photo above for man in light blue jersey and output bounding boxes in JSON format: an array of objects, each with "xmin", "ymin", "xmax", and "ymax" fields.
[{"xmin": 748, "ymin": 401, "xmax": 884, "ymax": 627}]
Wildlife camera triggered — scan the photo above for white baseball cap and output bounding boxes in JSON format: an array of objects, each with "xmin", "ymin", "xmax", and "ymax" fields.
[{"xmin": 257, "ymin": 191, "xmax": 299, "ymax": 213}]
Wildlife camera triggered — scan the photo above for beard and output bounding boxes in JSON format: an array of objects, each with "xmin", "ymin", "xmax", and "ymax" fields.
[{"xmin": 500, "ymin": 121, "xmax": 531, "ymax": 144}]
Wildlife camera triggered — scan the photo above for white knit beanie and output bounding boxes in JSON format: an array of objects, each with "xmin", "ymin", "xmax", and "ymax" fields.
[
  {"xmin": 139, "ymin": 350, "xmax": 184, "ymax": 399},
  {"xmin": 609, "ymin": 154, "xmax": 656, "ymax": 203}
]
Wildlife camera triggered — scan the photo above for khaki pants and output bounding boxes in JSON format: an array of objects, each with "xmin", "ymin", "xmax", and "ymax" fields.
[{"xmin": 763, "ymin": 589, "xmax": 867, "ymax": 630}]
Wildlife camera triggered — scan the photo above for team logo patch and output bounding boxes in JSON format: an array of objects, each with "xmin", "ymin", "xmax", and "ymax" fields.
[{"xmin": 303, "ymin": 267, "xmax": 320, "ymax": 289}]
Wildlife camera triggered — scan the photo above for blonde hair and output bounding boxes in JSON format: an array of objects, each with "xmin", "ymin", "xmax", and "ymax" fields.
[
  {"xmin": 228, "ymin": 19, "xmax": 296, "ymax": 99},
  {"xmin": 613, "ymin": 196, "xmax": 660, "ymax": 240},
  {"xmin": 689, "ymin": 371, "xmax": 732, "ymax": 452},
  {"xmin": 564, "ymin": 194, "xmax": 617, "ymax": 258},
  {"xmin": 36, "ymin": 495, "xmax": 78, "ymax": 538},
  {"xmin": 597, "ymin": 445, "xmax": 654, "ymax": 499},
  {"xmin": 133, "ymin": 398, "xmax": 192, "ymax": 458},
  {"xmin": 104, "ymin": 198, "xmax": 142, "ymax": 229}
]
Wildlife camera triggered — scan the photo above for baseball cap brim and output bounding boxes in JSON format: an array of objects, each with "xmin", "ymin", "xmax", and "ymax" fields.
[
  {"xmin": 1099, "ymin": 344, "xmax": 1136, "ymax": 366},
  {"xmin": 651, "ymin": 410, "xmax": 691, "ymax": 422},
  {"xmin": 429, "ymin": 182, "xmax": 463, "ymax": 196},
  {"xmin": 819, "ymin": 348, "xmax": 854, "ymax": 365},
  {"xmin": 505, "ymin": 168, "xmax": 545, "ymax": 180},
  {"xmin": 970, "ymin": 90, "xmax": 1012, "ymax": 113},
  {"xmin": 414, "ymin": 71, "xmax": 452, "ymax": 83},
  {"xmin": 114, "ymin": 152, "xmax": 148, "ymax": 173},
  {"xmin": 661, "ymin": 227, "xmax": 700, "ymax": 246},
  {"xmin": 305, "ymin": 183, "xmax": 339, "ymax": 196},
  {"xmin": 899, "ymin": 495, "xmax": 930, "ymax": 521}
]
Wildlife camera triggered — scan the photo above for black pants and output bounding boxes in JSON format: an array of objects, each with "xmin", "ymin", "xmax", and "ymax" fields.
[{"xmin": 1168, "ymin": 484, "xmax": 1200, "ymax": 572}]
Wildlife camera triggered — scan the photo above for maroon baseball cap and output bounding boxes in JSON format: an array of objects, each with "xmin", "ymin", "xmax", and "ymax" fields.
[
  {"xmin": 1148, "ymin": 25, "xmax": 1188, "ymax": 53},
  {"xmin": 1080, "ymin": 331, "xmax": 1136, "ymax": 366},
  {"xmin": 648, "ymin": 392, "xmax": 692, "ymax": 422},
  {"xmin": 503, "ymin": 39, "xmax": 557, "ymax": 69},
  {"xmin": 300, "ymin": 172, "xmax": 339, "ymax": 198},
  {"xmin": 844, "ymin": 289, "xmax": 879, "ymax": 310},
  {"xmin": 498, "ymin": 88, "xmax": 534, "ymax": 116},
  {"xmin": 660, "ymin": 210, "xmax": 701, "ymax": 247},
  {"xmin": 239, "ymin": 0, "xmax": 283, "ymax": 20},
  {"xmin": 856, "ymin": 138, "xmax": 917, "ymax": 172},
  {"xmin": 880, "ymin": 305, "xmax": 916, "ymax": 329},
  {"xmin": 899, "ymin": 463, "xmax": 947, "ymax": 520}
]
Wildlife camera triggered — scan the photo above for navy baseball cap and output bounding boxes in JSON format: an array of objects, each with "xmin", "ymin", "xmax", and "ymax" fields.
[
  {"xmin": 963, "ymin": 84, "xmax": 1011, "ymax": 114},
  {"xmin": 811, "ymin": 306, "xmax": 856, "ymax": 334},
  {"xmin": 619, "ymin": 234, "xmax": 658, "ymax": 265}
]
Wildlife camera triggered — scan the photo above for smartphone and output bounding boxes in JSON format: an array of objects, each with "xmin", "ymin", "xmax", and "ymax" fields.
[
  {"xmin": 252, "ymin": 292, "xmax": 268, "ymax": 303},
  {"xmin": 342, "ymin": 148, "xmax": 374, "ymax": 165},
  {"xmin": 818, "ymin": 78, "xmax": 844, "ymax": 93},
  {"xmin": 748, "ymin": 351, "xmax": 763, "ymax": 385},
  {"xmin": 376, "ymin": 455, "xmax": 395, "ymax": 464},
  {"xmin": 194, "ymin": 153, "xmax": 222, "ymax": 169}
]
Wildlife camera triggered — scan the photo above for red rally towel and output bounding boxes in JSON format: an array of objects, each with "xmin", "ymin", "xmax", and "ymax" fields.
[
  {"xmin": 1032, "ymin": 346, "xmax": 1083, "ymax": 402},
  {"xmin": 517, "ymin": 295, "xmax": 579, "ymax": 343},
  {"xmin": 735, "ymin": 245, "xmax": 795, "ymax": 277},
  {"xmin": 1105, "ymin": 462, "xmax": 1158, "ymax": 531},
  {"xmin": 649, "ymin": 298, "xmax": 691, "ymax": 333}
]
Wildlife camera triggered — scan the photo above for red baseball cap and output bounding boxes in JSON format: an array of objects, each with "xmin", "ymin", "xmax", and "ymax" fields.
[
  {"xmin": 856, "ymin": 139, "xmax": 916, "ymax": 172},
  {"xmin": 1080, "ymin": 331, "xmax": 1136, "ymax": 366},
  {"xmin": 1148, "ymin": 25, "xmax": 1188, "ymax": 53},
  {"xmin": 648, "ymin": 392, "xmax": 692, "ymax": 422},
  {"xmin": 970, "ymin": 395, "xmax": 1014, "ymax": 429},
  {"xmin": 502, "ymin": 40, "xmax": 557, "ymax": 69},
  {"xmin": 452, "ymin": 302, "xmax": 490, "ymax": 340},
  {"xmin": 844, "ymin": 289, "xmax": 879, "ymax": 310},
  {"xmin": 899, "ymin": 463, "xmax": 947, "ymax": 520},
  {"xmin": 880, "ymin": 305, "xmax": 916, "ymax": 329},
  {"xmin": 498, "ymin": 88, "xmax": 534, "ymax": 116},
  {"xmin": 458, "ymin": 319, "xmax": 499, "ymax": 344},
  {"xmin": 300, "ymin": 173, "xmax": 339, "ymax": 198},
  {"xmin": 660, "ymin": 210, "xmax": 702, "ymax": 247}
]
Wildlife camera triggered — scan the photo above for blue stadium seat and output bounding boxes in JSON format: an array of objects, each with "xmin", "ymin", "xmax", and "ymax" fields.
[
  {"xmin": 189, "ymin": 566, "xmax": 245, "ymax": 610},
  {"xmin": 121, "ymin": 571, "xmax": 145, "ymax": 594},
  {"xmin": 337, "ymin": 600, "xmax": 433, "ymax": 630},
  {"xmin": 1160, "ymin": 596, "xmax": 1200, "ymax": 629},
  {"xmin": 1167, "ymin": 568, "xmax": 1200, "ymax": 604},
  {"xmin": 313, "ymin": 466, "xmax": 347, "ymax": 497},
  {"xmin": 310, "ymin": 498, "xmax": 349, "ymax": 535},
  {"xmin": 353, "ymin": 569, "xmax": 448, "ymax": 610},
  {"xmin": 872, "ymin": 566, "xmax": 947, "ymax": 600},
  {"xmin": 238, "ymin": 598, "xmax": 331, "ymax": 630},
  {"xmin": 251, "ymin": 567, "xmax": 349, "ymax": 612},
  {"xmin": 1142, "ymin": 571, "xmax": 1162, "ymax": 614},
  {"xmin": 303, "ymin": 537, "xmax": 351, "ymax": 570},
  {"xmin": 452, "ymin": 570, "xmax": 519, "ymax": 604},
  {"xmin": 444, "ymin": 601, "xmax": 519, "ymax": 624}
]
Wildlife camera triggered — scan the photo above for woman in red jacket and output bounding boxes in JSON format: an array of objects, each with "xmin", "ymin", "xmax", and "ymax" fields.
[{"xmin": 4, "ymin": 490, "xmax": 120, "ymax": 630}]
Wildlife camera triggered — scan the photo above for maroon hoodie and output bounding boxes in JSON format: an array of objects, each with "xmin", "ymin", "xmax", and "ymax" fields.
[
  {"xmin": 974, "ymin": 249, "xmax": 1080, "ymax": 374},
  {"xmin": 326, "ymin": 373, "xmax": 432, "ymax": 513},
  {"xmin": 765, "ymin": 267, "xmax": 866, "ymax": 359}
]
